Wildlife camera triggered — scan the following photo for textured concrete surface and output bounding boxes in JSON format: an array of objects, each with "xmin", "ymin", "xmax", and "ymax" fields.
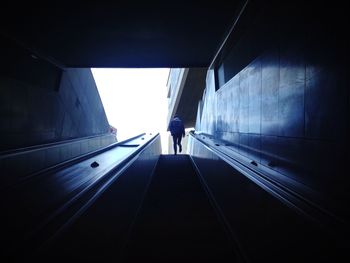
[
  {"xmin": 0, "ymin": 133, "xmax": 116, "ymax": 187},
  {"xmin": 196, "ymin": 1, "xmax": 349, "ymax": 223},
  {"xmin": 0, "ymin": 67, "xmax": 110, "ymax": 151}
]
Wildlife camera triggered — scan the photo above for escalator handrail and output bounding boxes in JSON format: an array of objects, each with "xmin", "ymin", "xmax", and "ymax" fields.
[
  {"xmin": 0, "ymin": 132, "xmax": 117, "ymax": 157},
  {"xmin": 26, "ymin": 133, "xmax": 161, "ymax": 251},
  {"xmin": 188, "ymin": 131, "xmax": 348, "ymax": 239},
  {"xmin": 6, "ymin": 133, "xmax": 150, "ymax": 188}
]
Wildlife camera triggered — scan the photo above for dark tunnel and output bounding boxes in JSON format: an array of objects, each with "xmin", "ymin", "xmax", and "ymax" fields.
[{"xmin": 0, "ymin": 1, "xmax": 349, "ymax": 262}]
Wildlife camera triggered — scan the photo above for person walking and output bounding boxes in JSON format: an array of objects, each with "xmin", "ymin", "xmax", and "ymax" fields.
[{"xmin": 168, "ymin": 114, "xmax": 185, "ymax": 155}]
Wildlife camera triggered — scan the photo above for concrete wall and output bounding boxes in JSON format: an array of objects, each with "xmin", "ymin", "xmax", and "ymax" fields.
[
  {"xmin": 0, "ymin": 39, "xmax": 115, "ymax": 183},
  {"xmin": 166, "ymin": 68, "xmax": 188, "ymax": 126},
  {"xmin": 1, "ymin": 37, "xmax": 111, "ymax": 151},
  {"xmin": 167, "ymin": 68, "xmax": 207, "ymax": 128},
  {"xmin": 0, "ymin": 68, "xmax": 110, "ymax": 151},
  {"xmin": 196, "ymin": 3, "xmax": 349, "ymax": 216}
]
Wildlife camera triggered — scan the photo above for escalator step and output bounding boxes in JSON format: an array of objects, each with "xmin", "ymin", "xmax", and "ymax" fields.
[{"xmin": 122, "ymin": 154, "xmax": 237, "ymax": 262}]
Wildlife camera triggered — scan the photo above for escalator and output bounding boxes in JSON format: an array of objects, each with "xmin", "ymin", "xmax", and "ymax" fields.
[
  {"xmin": 37, "ymin": 154, "xmax": 239, "ymax": 262},
  {"xmin": 1, "ymin": 132, "xmax": 348, "ymax": 262},
  {"xmin": 121, "ymin": 155, "xmax": 238, "ymax": 262},
  {"xmin": 0, "ymin": 133, "xmax": 162, "ymax": 262}
]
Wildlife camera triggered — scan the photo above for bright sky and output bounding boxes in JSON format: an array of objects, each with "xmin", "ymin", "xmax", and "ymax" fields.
[{"xmin": 91, "ymin": 68, "xmax": 170, "ymax": 153}]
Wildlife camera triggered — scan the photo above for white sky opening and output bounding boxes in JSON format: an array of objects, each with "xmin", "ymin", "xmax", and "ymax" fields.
[{"xmin": 91, "ymin": 68, "xmax": 170, "ymax": 154}]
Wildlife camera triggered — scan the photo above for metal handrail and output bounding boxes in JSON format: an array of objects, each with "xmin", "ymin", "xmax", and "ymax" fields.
[
  {"xmin": 188, "ymin": 131, "xmax": 348, "ymax": 239},
  {"xmin": 6, "ymin": 133, "xmax": 148, "ymax": 188},
  {"xmin": 26, "ymin": 133, "xmax": 161, "ymax": 250},
  {"xmin": 0, "ymin": 132, "xmax": 116, "ymax": 157}
]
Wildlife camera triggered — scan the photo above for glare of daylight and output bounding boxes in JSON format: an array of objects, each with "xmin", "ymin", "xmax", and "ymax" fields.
[{"xmin": 91, "ymin": 68, "xmax": 170, "ymax": 153}]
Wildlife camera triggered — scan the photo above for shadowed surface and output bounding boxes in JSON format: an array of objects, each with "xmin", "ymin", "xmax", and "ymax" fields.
[
  {"xmin": 1, "ymin": 1, "xmax": 242, "ymax": 67},
  {"xmin": 122, "ymin": 154, "xmax": 237, "ymax": 262}
]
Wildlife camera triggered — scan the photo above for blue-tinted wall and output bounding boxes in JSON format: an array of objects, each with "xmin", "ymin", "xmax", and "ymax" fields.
[
  {"xmin": 197, "ymin": 3, "xmax": 349, "ymax": 218},
  {"xmin": 0, "ymin": 48, "xmax": 110, "ymax": 151},
  {"xmin": 0, "ymin": 40, "xmax": 114, "ymax": 182}
]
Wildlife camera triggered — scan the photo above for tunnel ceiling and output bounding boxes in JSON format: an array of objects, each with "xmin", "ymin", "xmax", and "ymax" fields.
[{"xmin": 2, "ymin": 1, "xmax": 242, "ymax": 68}]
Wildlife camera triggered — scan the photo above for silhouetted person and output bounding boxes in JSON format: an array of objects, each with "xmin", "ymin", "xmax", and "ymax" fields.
[{"xmin": 169, "ymin": 114, "xmax": 185, "ymax": 155}]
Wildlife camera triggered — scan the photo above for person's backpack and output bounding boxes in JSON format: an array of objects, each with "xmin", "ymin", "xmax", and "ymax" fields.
[{"xmin": 170, "ymin": 118, "xmax": 183, "ymax": 135}]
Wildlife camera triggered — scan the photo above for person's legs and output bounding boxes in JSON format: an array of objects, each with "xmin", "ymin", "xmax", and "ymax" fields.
[
  {"xmin": 172, "ymin": 136, "xmax": 177, "ymax": 155},
  {"xmin": 177, "ymin": 135, "xmax": 182, "ymax": 153}
]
